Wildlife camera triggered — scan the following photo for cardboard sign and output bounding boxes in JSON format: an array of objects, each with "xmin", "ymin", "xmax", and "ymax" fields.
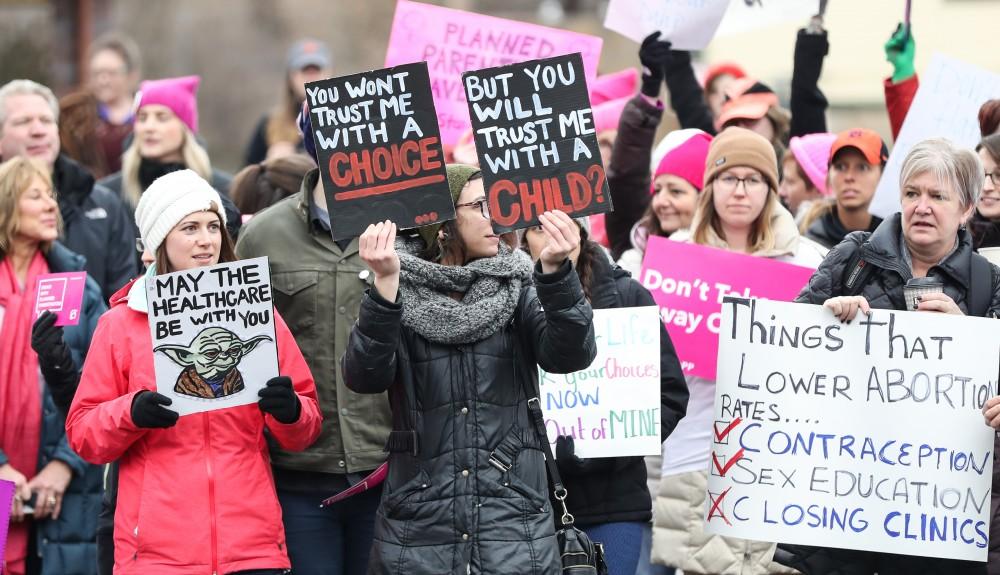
[
  {"xmin": 604, "ymin": 0, "xmax": 730, "ymax": 50},
  {"xmin": 539, "ymin": 307, "xmax": 662, "ymax": 459},
  {"xmin": 385, "ymin": 0, "xmax": 603, "ymax": 146},
  {"xmin": 714, "ymin": 0, "xmax": 819, "ymax": 37},
  {"xmin": 146, "ymin": 258, "xmax": 278, "ymax": 416},
  {"xmin": 0, "ymin": 478, "xmax": 12, "ymax": 567},
  {"xmin": 639, "ymin": 237, "xmax": 815, "ymax": 380},
  {"xmin": 33, "ymin": 271, "xmax": 87, "ymax": 326},
  {"xmin": 305, "ymin": 62, "xmax": 454, "ymax": 241},
  {"xmin": 706, "ymin": 298, "xmax": 998, "ymax": 562},
  {"xmin": 463, "ymin": 53, "xmax": 612, "ymax": 233},
  {"xmin": 872, "ymin": 53, "xmax": 1000, "ymax": 218}
]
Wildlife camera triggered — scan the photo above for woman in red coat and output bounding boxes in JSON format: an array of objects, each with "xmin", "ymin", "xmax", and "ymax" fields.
[{"xmin": 66, "ymin": 168, "xmax": 322, "ymax": 575}]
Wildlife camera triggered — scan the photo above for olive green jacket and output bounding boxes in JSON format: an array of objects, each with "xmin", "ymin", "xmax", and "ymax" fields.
[{"xmin": 236, "ymin": 170, "xmax": 391, "ymax": 473}]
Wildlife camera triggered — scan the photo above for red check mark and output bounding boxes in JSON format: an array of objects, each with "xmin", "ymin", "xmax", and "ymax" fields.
[
  {"xmin": 711, "ymin": 448, "xmax": 745, "ymax": 477},
  {"xmin": 713, "ymin": 418, "xmax": 742, "ymax": 443}
]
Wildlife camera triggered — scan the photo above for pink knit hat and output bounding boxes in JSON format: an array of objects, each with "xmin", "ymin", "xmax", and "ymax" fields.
[
  {"xmin": 589, "ymin": 69, "xmax": 638, "ymax": 106},
  {"xmin": 788, "ymin": 132, "xmax": 836, "ymax": 196},
  {"xmin": 137, "ymin": 75, "xmax": 200, "ymax": 133},
  {"xmin": 592, "ymin": 96, "xmax": 630, "ymax": 134},
  {"xmin": 651, "ymin": 131, "xmax": 713, "ymax": 193}
]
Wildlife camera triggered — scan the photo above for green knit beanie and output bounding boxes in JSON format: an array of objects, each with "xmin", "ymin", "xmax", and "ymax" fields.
[{"xmin": 417, "ymin": 164, "xmax": 481, "ymax": 249}]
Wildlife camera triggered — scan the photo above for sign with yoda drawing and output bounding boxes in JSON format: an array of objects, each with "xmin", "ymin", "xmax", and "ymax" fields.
[{"xmin": 146, "ymin": 257, "xmax": 278, "ymax": 415}]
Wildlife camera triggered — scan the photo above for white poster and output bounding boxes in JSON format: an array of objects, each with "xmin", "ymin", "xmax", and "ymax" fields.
[
  {"xmin": 539, "ymin": 307, "xmax": 662, "ymax": 458},
  {"xmin": 146, "ymin": 257, "xmax": 278, "ymax": 416},
  {"xmin": 705, "ymin": 298, "xmax": 998, "ymax": 562},
  {"xmin": 872, "ymin": 53, "xmax": 1000, "ymax": 219},
  {"xmin": 714, "ymin": 0, "xmax": 820, "ymax": 37},
  {"xmin": 604, "ymin": 0, "xmax": 730, "ymax": 51}
]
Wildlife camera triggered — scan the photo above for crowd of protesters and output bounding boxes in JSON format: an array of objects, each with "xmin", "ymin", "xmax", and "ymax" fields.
[{"xmin": 1, "ymin": 8, "xmax": 999, "ymax": 575}]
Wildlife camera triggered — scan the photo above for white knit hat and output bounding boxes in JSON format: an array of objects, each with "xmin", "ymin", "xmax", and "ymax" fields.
[{"xmin": 135, "ymin": 169, "xmax": 227, "ymax": 254}]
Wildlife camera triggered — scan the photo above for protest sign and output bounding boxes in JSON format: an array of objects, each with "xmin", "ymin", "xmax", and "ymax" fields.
[
  {"xmin": 146, "ymin": 257, "xmax": 277, "ymax": 416},
  {"xmin": 714, "ymin": 0, "xmax": 820, "ymax": 37},
  {"xmin": 872, "ymin": 53, "xmax": 1000, "ymax": 218},
  {"xmin": 539, "ymin": 307, "xmax": 662, "ymax": 459},
  {"xmin": 0, "ymin": 479, "xmax": 12, "ymax": 567},
  {"xmin": 385, "ymin": 0, "xmax": 602, "ymax": 145},
  {"xmin": 604, "ymin": 0, "xmax": 729, "ymax": 50},
  {"xmin": 33, "ymin": 271, "xmax": 87, "ymax": 326},
  {"xmin": 463, "ymin": 53, "xmax": 612, "ymax": 233},
  {"xmin": 639, "ymin": 237, "xmax": 815, "ymax": 380},
  {"xmin": 305, "ymin": 62, "xmax": 454, "ymax": 241},
  {"xmin": 705, "ymin": 298, "xmax": 998, "ymax": 562}
]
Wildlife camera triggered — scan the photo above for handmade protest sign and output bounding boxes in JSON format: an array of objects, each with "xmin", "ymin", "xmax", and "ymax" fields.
[
  {"xmin": 0, "ymin": 479, "xmax": 12, "ymax": 566},
  {"xmin": 539, "ymin": 307, "xmax": 661, "ymax": 458},
  {"xmin": 304, "ymin": 62, "xmax": 454, "ymax": 241},
  {"xmin": 872, "ymin": 53, "xmax": 1000, "ymax": 218},
  {"xmin": 146, "ymin": 257, "xmax": 277, "ymax": 416},
  {"xmin": 33, "ymin": 271, "xmax": 87, "ymax": 326},
  {"xmin": 705, "ymin": 298, "xmax": 998, "ymax": 562},
  {"xmin": 463, "ymin": 53, "xmax": 612, "ymax": 233},
  {"xmin": 640, "ymin": 237, "xmax": 815, "ymax": 380},
  {"xmin": 385, "ymin": 0, "xmax": 602, "ymax": 146},
  {"xmin": 714, "ymin": 0, "xmax": 819, "ymax": 37},
  {"xmin": 604, "ymin": 0, "xmax": 729, "ymax": 50}
]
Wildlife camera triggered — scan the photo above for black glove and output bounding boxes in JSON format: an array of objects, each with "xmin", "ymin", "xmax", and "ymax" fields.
[
  {"xmin": 258, "ymin": 376, "xmax": 301, "ymax": 424},
  {"xmin": 31, "ymin": 311, "xmax": 74, "ymax": 371},
  {"xmin": 639, "ymin": 32, "xmax": 673, "ymax": 98},
  {"xmin": 130, "ymin": 391, "xmax": 179, "ymax": 428}
]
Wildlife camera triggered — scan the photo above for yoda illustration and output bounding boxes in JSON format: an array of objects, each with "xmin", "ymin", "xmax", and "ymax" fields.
[{"xmin": 155, "ymin": 327, "xmax": 273, "ymax": 400}]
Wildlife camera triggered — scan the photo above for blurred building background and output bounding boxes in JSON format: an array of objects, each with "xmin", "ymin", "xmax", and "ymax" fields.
[{"xmin": 1, "ymin": 0, "xmax": 996, "ymax": 172}]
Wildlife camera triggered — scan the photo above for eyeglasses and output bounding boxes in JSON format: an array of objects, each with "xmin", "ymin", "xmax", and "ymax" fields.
[
  {"xmin": 985, "ymin": 171, "xmax": 1000, "ymax": 186},
  {"xmin": 135, "ymin": 238, "xmax": 145, "ymax": 253},
  {"xmin": 716, "ymin": 174, "xmax": 767, "ymax": 194},
  {"xmin": 455, "ymin": 198, "xmax": 491, "ymax": 219}
]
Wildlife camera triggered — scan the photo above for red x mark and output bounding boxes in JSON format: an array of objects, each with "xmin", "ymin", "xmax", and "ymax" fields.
[
  {"xmin": 713, "ymin": 418, "xmax": 742, "ymax": 443},
  {"xmin": 711, "ymin": 448, "xmax": 745, "ymax": 477},
  {"xmin": 707, "ymin": 487, "xmax": 732, "ymax": 526}
]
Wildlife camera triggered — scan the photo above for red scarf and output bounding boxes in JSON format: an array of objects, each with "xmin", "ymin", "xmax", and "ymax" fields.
[{"xmin": 0, "ymin": 251, "xmax": 48, "ymax": 575}]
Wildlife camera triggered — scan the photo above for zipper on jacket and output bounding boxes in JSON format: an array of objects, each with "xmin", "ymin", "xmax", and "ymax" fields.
[{"xmin": 204, "ymin": 413, "xmax": 220, "ymax": 575}]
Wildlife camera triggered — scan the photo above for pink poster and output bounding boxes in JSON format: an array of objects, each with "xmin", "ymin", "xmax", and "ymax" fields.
[
  {"xmin": 384, "ymin": 0, "xmax": 603, "ymax": 146},
  {"xmin": 1, "ymin": 478, "xmax": 12, "ymax": 567},
  {"xmin": 33, "ymin": 271, "xmax": 87, "ymax": 326},
  {"xmin": 639, "ymin": 237, "xmax": 816, "ymax": 380}
]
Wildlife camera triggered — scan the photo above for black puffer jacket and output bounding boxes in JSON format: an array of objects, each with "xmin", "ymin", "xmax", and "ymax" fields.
[
  {"xmin": 779, "ymin": 214, "xmax": 999, "ymax": 575},
  {"xmin": 805, "ymin": 207, "xmax": 883, "ymax": 250},
  {"xmin": 553, "ymin": 251, "xmax": 688, "ymax": 527},
  {"xmin": 342, "ymin": 261, "xmax": 596, "ymax": 575},
  {"xmin": 970, "ymin": 210, "xmax": 1000, "ymax": 251}
]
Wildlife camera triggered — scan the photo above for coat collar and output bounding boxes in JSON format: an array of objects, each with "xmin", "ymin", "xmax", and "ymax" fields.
[{"xmin": 861, "ymin": 212, "xmax": 976, "ymax": 289}]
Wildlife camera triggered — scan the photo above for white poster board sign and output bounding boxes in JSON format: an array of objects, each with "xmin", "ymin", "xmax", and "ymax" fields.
[
  {"xmin": 539, "ymin": 306, "xmax": 661, "ymax": 458},
  {"xmin": 604, "ymin": 0, "xmax": 730, "ymax": 51},
  {"xmin": 705, "ymin": 298, "xmax": 998, "ymax": 562},
  {"xmin": 872, "ymin": 53, "xmax": 1000, "ymax": 219},
  {"xmin": 146, "ymin": 257, "xmax": 278, "ymax": 416},
  {"xmin": 714, "ymin": 0, "xmax": 819, "ymax": 37}
]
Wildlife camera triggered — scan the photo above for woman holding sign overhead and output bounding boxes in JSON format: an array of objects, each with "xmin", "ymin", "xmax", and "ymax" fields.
[
  {"xmin": 0, "ymin": 156, "xmax": 106, "ymax": 575},
  {"xmin": 650, "ymin": 128, "xmax": 826, "ymax": 575},
  {"xmin": 782, "ymin": 139, "xmax": 1000, "ymax": 575},
  {"xmin": 66, "ymin": 169, "xmax": 322, "ymax": 575},
  {"xmin": 342, "ymin": 164, "xmax": 597, "ymax": 574}
]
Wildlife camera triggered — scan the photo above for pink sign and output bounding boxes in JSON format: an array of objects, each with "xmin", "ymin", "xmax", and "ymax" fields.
[
  {"xmin": 33, "ymin": 271, "xmax": 87, "ymax": 326},
  {"xmin": 384, "ymin": 0, "xmax": 603, "ymax": 146},
  {"xmin": 639, "ymin": 237, "xmax": 816, "ymax": 380},
  {"xmin": 1, "ymin": 478, "xmax": 12, "ymax": 567}
]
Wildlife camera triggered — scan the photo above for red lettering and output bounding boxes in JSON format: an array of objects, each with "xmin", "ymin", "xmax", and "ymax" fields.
[
  {"xmin": 330, "ymin": 152, "xmax": 352, "ymax": 187},
  {"xmin": 521, "ymin": 179, "xmax": 546, "ymax": 223},
  {"xmin": 419, "ymin": 137, "xmax": 443, "ymax": 171},
  {"xmin": 489, "ymin": 180, "xmax": 519, "ymax": 227},
  {"xmin": 566, "ymin": 171, "xmax": 592, "ymax": 211},
  {"xmin": 372, "ymin": 147, "xmax": 393, "ymax": 180}
]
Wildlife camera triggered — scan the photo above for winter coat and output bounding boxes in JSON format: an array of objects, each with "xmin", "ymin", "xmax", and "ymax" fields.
[
  {"xmin": 970, "ymin": 209, "xmax": 1000, "ymax": 251},
  {"xmin": 805, "ymin": 206, "xmax": 883, "ymax": 250},
  {"xmin": 342, "ymin": 260, "xmax": 597, "ymax": 575},
  {"xmin": 884, "ymin": 75, "xmax": 919, "ymax": 142},
  {"xmin": 552, "ymin": 252, "xmax": 688, "ymax": 527},
  {"xmin": 65, "ymin": 276, "xmax": 322, "ymax": 575},
  {"xmin": 780, "ymin": 213, "xmax": 999, "ymax": 575},
  {"xmin": 605, "ymin": 96, "xmax": 663, "ymax": 261},
  {"xmin": 53, "ymin": 154, "xmax": 138, "ymax": 301},
  {"xmin": 0, "ymin": 243, "xmax": 107, "ymax": 575}
]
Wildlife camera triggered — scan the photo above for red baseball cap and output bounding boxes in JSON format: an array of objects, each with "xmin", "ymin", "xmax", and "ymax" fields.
[
  {"xmin": 714, "ymin": 78, "xmax": 779, "ymax": 131},
  {"xmin": 829, "ymin": 128, "xmax": 889, "ymax": 166}
]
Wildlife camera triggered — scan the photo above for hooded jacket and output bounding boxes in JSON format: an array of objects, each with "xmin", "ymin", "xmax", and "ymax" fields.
[
  {"xmin": 342, "ymin": 260, "xmax": 596, "ymax": 575},
  {"xmin": 53, "ymin": 154, "xmax": 138, "ymax": 301},
  {"xmin": 65, "ymin": 276, "xmax": 322, "ymax": 575}
]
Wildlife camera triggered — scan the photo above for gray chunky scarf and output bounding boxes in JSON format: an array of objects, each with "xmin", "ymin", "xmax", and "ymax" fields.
[{"xmin": 396, "ymin": 236, "xmax": 533, "ymax": 344}]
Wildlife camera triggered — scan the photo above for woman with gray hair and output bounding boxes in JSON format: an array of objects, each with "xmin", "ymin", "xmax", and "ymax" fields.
[{"xmin": 775, "ymin": 138, "xmax": 999, "ymax": 574}]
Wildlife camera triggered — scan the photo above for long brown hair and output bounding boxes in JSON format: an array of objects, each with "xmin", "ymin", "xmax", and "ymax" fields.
[
  {"xmin": 572, "ymin": 227, "xmax": 603, "ymax": 303},
  {"xmin": 154, "ymin": 206, "xmax": 237, "ymax": 274},
  {"xmin": 230, "ymin": 153, "xmax": 314, "ymax": 215},
  {"xmin": 691, "ymin": 179, "xmax": 779, "ymax": 253}
]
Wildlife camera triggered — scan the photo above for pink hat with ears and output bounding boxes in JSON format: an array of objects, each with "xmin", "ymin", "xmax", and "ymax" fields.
[
  {"xmin": 589, "ymin": 68, "xmax": 639, "ymax": 106},
  {"xmin": 592, "ymin": 96, "xmax": 630, "ymax": 134},
  {"xmin": 788, "ymin": 132, "xmax": 837, "ymax": 196},
  {"xmin": 137, "ymin": 75, "xmax": 200, "ymax": 133}
]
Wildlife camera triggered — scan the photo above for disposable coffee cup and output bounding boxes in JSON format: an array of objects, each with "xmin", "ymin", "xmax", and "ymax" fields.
[{"xmin": 903, "ymin": 277, "xmax": 944, "ymax": 311}]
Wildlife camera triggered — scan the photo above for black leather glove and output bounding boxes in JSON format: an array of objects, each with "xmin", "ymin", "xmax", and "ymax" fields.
[
  {"xmin": 639, "ymin": 32, "xmax": 673, "ymax": 98},
  {"xmin": 258, "ymin": 376, "xmax": 301, "ymax": 424},
  {"xmin": 130, "ymin": 391, "xmax": 179, "ymax": 428},
  {"xmin": 31, "ymin": 311, "xmax": 74, "ymax": 371}
]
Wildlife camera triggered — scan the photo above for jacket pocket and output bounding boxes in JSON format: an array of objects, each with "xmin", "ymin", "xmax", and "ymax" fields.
[
  {"xmin": 382, "ymin": 468, "xmax": 431, "ymax": 518},
  {"xmin": 271, "ymin": 271, "xmax": 319, "ymax": 332},
  {"xmin": 503, "ymin": 470, "xmax": 549, "ymax": 514}
]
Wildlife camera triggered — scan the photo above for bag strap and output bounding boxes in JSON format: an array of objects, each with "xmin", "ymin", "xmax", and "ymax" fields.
[
  {"xmin": 842, "ymin": 241, "xmax": 875, "ymax": 297},
  {"xmin": 969, "ymin": 252, "xmax": 994, "ymax": 318}
]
